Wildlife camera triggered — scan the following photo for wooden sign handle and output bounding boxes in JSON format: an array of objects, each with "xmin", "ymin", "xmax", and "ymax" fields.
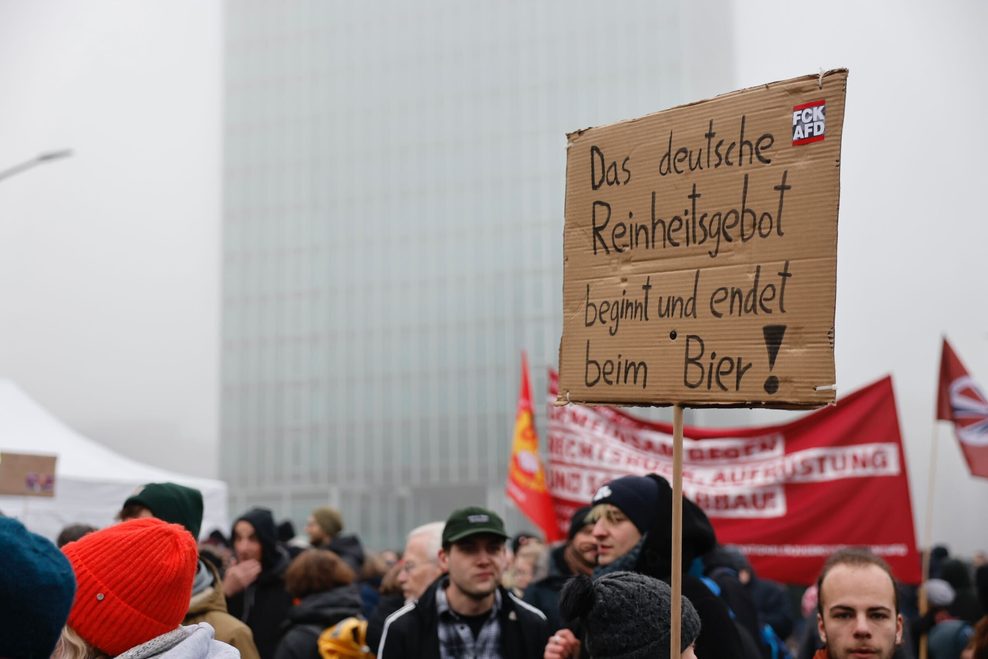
[{"xmin": 671, "ymin": 404, "xmax": 684, "ymax": 658}]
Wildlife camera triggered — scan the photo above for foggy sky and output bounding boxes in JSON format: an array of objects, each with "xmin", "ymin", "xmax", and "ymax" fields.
[{"xmin": 0, "ymin": 0, "xmax": 984, "ymax": 555}]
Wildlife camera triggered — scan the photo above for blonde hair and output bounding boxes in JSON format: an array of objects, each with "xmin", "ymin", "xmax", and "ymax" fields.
[
  {"xmin": 587, "ymin": 503, "xmax": 626, "ymax": 524},
  {"xmin": 52, "ymin": 627, "xmax": 107, "ymax": 659}
]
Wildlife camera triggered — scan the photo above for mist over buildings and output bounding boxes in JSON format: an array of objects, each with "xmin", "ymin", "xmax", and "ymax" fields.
[{"xmin": 0, "ymin": 0, "xmax": 984, "ymax": 553}]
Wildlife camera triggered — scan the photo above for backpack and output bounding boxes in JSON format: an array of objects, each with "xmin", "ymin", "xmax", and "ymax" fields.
[
  {"xmin": 318, "ymin": 616, "xmax": 373, "ymax": 659},
  {"xmin": 928, "ymin": 619, "xmax": 974, "ymax": 659},
  {"xmin": 760, "ymin": 622, "xmax": 795, "ymax": 659}
]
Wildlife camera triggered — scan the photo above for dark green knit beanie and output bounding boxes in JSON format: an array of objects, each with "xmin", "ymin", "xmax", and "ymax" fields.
[{"xmin": 123, "ymin": 482, "xmax": 204, "ymax": 539}]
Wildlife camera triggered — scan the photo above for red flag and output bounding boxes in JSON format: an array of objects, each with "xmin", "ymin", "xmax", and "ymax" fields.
[
  {"xmin": 507, "ymin": 353, "xmax": 563, "ymax": 542},
  {"xmin": 546, "ymin": 371, "xmax": 921, "ymax": 584},
  {"xmin": 937, "ymin": 338, "xmax": 988, "ymax": 478}
]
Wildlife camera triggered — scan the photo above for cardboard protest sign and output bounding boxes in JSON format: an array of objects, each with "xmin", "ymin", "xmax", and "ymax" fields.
[
  {"xmin": 558, "ymin": 70, "xmax": 847, "ymax": 408},
  {"xmin": 0, "ymin": 451, "xmax": 56, "ymax": 497}
]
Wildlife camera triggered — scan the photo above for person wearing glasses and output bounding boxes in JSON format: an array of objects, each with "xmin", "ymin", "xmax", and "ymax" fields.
[
  {"xmin": 398, "ymin": 521, "xmax": 446, "ymax": 603},
  {"xmin": 366, "ymin": 521, "xmax": 447, "ymax": 654}
]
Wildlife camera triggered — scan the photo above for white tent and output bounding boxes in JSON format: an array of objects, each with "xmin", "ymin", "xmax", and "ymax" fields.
[{"xmin": 0, "ymin": 379, "xmax": 228, "ymax": 541}]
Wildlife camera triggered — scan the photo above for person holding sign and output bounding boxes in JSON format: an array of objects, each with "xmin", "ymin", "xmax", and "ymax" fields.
[{"xmin": 544, "ymin": 474, "xmax": 746, "ymax": 659}]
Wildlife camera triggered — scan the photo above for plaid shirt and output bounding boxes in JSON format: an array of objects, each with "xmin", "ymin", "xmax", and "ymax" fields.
[{"xmin": 435, "ymin": 580, "xmax": 503, "ymax": 659}]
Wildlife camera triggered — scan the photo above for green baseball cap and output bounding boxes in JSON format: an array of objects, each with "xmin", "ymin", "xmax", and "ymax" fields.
[{"xmin": 442, "ymin": 506, "xmax": 509, "ymax": 545}]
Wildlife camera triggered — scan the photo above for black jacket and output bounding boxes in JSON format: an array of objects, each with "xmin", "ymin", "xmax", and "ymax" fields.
[
  {"xmin": 634, "ymin": 474, "xmax": 748, "ymax": 659},
  {"xmin": 229, "ymin": 508, "xmax": 295, "ymax": 659},
  {"xmin": 367, "ymin": 593, "xmax": 405, "ymax": 654},
  {"xmin": 749, "ymin": 574, "xmax": 795, "ymax": 640},
  {"xmin": 322, "ymin": 534, "xmax": 366, "ymax": 574},
  {"xmin": 378, "ymin": 578, "xmax": 550, "ymax": 659},
  {"xmin": 941, "ymin": 559, "xmax": 985, "ymax": 624},
  {"xmin": 524, "ymin": 544, "xmax": 577, "ymax": 633},
  {"xmin": 706, "ymin": 567, "xmax": 769, "ymax": 659},
  {"xmin": 273, "ymin": 584, "xmax": 364, "ymax": 659}
]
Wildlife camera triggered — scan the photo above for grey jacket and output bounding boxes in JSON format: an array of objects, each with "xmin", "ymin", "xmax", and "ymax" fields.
[{"xmin": 116, "ymin": 623, "xmax": 240, "ymax": 659}]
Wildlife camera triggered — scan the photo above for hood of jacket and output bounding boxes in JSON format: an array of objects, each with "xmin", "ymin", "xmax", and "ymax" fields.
[
  {"xmin": 256, "ymin": 545, "xmax": 291, "ymax": 585},
  {"xmin": 115, "ymin": 623, "xmax": 239, "ymax": 659},
  {"xmin": 325, "ymin": 533, "xmax": 366, "ymax": 572},
  {"xmin": 188, "ymin": 585, "xmax": 228, "ymax": 618},
  {"xmin": 285, "ymin": 584, "xmax": 364, "ymax": 628},
  {"xmin": 233, "ymin": 508, "xmax": 281, "ymax": 572},
  {"xmin": 636, "ymin": 474, "xmax": 716, "ymax": 580},
  {"xmin": 941, "ymin": 558, "xmax": 973, "ymax": 590}
]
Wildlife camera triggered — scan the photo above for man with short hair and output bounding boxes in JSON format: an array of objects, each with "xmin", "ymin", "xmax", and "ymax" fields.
[
  {"xmin": 814, "ymin": 547, "xmax": 904, "ymax": 659},
  {"xmin": 379, "ymin": 506, "xmax": 549, "ymax": 659}
]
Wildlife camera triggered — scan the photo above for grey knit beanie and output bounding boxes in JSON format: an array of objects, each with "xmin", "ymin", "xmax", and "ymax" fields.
[
  {"xmin": 924, "ymin": 578, "xmax": 955, "ymax": 608},
  {"xmin": 559, "ymin": 571, "xmax": 701, "ymax": 658}
]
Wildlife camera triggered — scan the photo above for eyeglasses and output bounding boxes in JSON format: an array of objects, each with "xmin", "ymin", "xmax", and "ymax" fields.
[{"xmin": 400, "ymin": 559, "xmax": 437, "ymax": 574}]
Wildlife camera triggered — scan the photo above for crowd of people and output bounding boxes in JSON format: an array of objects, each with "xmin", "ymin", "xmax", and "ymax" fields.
[{"xmin": 1, "ymin": 473, "xmax": 986, "ymax": 659}]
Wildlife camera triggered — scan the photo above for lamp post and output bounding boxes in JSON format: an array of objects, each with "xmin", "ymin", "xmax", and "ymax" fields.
[{"xmin": 0, "ymin": 149, "xmax": 73, "ymax": 183}]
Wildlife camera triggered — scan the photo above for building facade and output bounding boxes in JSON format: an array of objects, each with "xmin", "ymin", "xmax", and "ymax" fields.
[{"xmin": 221, "ymin": 0, "xmax": 734, "ymax": 549}]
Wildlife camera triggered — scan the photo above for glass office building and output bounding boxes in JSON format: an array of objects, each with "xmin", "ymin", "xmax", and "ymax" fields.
[{"xmin": 221, "ymin": 1, "xmax": 735, "ymax": 549}]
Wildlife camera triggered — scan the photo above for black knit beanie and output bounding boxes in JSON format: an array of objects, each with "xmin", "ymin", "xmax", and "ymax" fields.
[
  {"xmin": 567, "ymin": 505, "xmax": 593, "ymax": 541},
  {"xmin": 560, "ymin": 571, "xmax": 701, "ymax": 659},
  {"xmin": 591, "ymin": 475, "xmax": 659, "ymax": 534}
]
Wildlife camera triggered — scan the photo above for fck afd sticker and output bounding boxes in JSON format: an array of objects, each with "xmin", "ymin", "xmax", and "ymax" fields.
[{"xmin": 792, "ymin": 99, "xmax": 825, "ymax": 145}]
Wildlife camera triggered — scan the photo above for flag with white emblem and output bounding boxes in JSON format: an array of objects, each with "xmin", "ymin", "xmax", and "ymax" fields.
[{"xmin": 937, "ymin": 338, "xmax": 988, "ymax": 479}]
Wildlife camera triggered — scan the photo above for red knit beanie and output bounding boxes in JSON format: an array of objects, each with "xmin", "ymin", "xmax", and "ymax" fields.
[{"xmin": 62, "ymin": 518, "xmax": 198, "ymax": 656}]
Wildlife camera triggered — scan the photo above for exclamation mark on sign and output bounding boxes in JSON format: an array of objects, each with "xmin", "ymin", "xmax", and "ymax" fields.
[{"xmin": 763, "ymin": 325, "xmax": 787, "ymax": 394}]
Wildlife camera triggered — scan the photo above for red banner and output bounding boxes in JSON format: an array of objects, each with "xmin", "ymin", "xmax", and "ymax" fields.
[
  {"xmin": 507, "ymin": 353, "xmax": 564, "ymax": 542},
  {"xmin": 937, "ymin": 338, "xmax": 988, "ymax": 479},
  {"xmin": 546, "ymin": 372, "xmax": 921, "ymax": 585}
]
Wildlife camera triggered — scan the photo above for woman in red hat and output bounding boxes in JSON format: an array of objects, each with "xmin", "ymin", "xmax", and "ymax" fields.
[{"xmin": 52, "ymin": 518, "xmax": 238, "ymax": 658}]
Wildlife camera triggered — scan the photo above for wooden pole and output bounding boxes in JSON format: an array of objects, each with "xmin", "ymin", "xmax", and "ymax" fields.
[
  {"xmin": 671, "ymin": 404, "xmax": 684, "ymax": 659},
  {"xmin": 918, "ymin": 421, "xmax": 940, "ymax": 659}
]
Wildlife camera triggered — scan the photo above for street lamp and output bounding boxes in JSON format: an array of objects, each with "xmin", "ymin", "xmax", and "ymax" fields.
[{"xmin": 0, "ymin": 150, "xmax": 73, "ymax": 183}]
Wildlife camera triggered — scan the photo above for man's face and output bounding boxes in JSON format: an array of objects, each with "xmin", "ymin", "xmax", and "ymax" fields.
[
  {"xmin": 510, "ymin": 554, "xmax": 535, "ymax": 591},
  {"xmin": 304, "ymin": 516, "xmax": 327, "ymax": 545},
  {"xmin": 398, "ymin": 533, "xmax": 443, "ymax": 602},
  {"xmin": 440, "ymin": 534, "xmax": 506, "ymax": 601},
  {"xmin": 817, "ymin": 563, "xmax": 902, "ymax": 659},
  {"xmin": 591, "ymin": 504, "xmax": 642, "ymax": 566},
  {"xmin": 571, "ymin": 524, "xmax": 598, "ymax": 567},
  {"xmin": 233, "ymin": 520, "xmax": 263, "ymax": 563}
]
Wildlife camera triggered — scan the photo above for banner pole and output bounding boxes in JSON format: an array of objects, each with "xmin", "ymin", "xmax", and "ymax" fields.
[
  {"xmin": 918, "ymin": 421, "xmax": 940, "ymax": 659},
  {"xmin": 671, "ymin": 404, "xmax": 684, "ymax": 659},
  {"xmin": 923, "ymin": 422, "xmax": 939, "ymax": 561}
]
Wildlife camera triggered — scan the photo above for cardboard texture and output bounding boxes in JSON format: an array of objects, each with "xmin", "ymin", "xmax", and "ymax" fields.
[
  {"xmin": 0, "ymin": 451, "xmax": 57, "ymax": 497},
  {"xmin": 558, "ymin": 70, "xmax": 847, "ymax": 408}
]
